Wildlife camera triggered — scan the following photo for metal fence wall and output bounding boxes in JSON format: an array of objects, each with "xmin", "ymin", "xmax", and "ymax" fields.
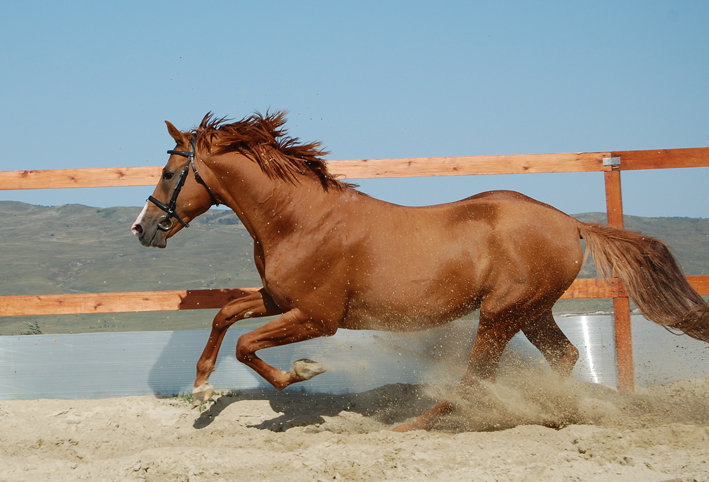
[{"xmin": 2, "ymin": 316, "xmax": 707, "ymax": 400}]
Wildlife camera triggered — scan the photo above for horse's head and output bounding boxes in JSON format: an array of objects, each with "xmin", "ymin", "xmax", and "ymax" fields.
[{"xmin": 131, "ymin": 121, "xmax": 220, "ymax": 248}]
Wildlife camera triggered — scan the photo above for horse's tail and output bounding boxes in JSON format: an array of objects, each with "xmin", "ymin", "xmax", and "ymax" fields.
[{"xmin": 577, "ymin": 222, "xmax": 709, "ymax": 343}]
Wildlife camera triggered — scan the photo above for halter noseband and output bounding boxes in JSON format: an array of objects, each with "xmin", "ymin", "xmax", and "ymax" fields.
[{"xmin": 148, "ymin": 134, "xmax": 220, "ymax": 231}]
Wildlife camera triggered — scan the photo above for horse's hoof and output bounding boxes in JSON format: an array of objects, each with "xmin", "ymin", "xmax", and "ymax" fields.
[
  {"xmin": 392, "ymin": 421, "xmax": 419, "ymax": 432},
  {"xmin": 392, "ymin": 417, "xmax": 433, "ymax": 432},
  {"xmin": 392, "ymin": 401, "xmax": 454, "ymax": 432},
  {"xmin": 191, "ymin": 382, "xmax": 214, "ymax": 407},
  {"xmin": 293, "ymin": 359, "xmax": 326, "ymax": 380}
]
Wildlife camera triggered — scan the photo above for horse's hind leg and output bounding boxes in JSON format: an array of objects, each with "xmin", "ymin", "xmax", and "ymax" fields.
[
  {"xmin": 394, "ymin": 308, "xmax": 525, "ymax": 432},
  {"xmin": 192, "ymin": 288, "xmax": 282, "ymax": 404},
  {"xmin": 522, "ymin": 309, "xmax": 579, "ymax": 377}
]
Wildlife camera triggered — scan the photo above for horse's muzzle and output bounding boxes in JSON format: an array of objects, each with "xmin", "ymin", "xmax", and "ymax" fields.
[
  {"xmin": 131, "ymin": 204, "xmax": 168, "ymax": 248},
  {"xmin": 135, "ymin": 228, "xmax": 168, "ymax": 248}
]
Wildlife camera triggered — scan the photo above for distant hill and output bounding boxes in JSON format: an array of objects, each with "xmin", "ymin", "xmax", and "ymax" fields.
[
  {"xmin": 0, "ymin": 201, "xmax": 259, "ymax": 296},
  {"xmin": 1, "ymin": 201, "xmax": 707, "ymax": 335}
]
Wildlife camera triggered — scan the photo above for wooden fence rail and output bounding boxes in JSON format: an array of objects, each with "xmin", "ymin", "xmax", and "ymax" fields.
[
  {"xmin": 1, "ymin": 277, "xmax": 707, "ymax": 318},
  {"xmin": 2, "ymin": 146, "xmax": 708, "ymax": 391},
  {"xmin": 2, "ymin": 147, "xmax": 709, "ymax": 190}
]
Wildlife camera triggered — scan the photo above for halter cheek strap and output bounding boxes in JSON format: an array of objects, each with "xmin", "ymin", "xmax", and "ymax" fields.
[
  {"xmin": 148, "ymin": 134, "xmax": 220, "ymax": 231},
  {"xmin": 148, "ymin": 162, "xmax": 191, "ymax": 229}
]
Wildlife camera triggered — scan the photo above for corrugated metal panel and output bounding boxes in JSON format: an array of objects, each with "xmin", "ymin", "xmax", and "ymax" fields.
[{"xmin": 1, "ymin": 316, "xmax": 706, "ymax": 400}]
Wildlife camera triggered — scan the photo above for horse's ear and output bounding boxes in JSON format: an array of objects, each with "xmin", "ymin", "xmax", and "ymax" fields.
[{"xmin": 165, "ymin": 120, "xmax": 185, "ymax": 144}]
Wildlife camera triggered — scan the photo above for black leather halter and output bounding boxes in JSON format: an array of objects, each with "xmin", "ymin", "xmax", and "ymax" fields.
[{"xmin": 148, "ymin": 134, "xmax": 220, "ymax": 231}]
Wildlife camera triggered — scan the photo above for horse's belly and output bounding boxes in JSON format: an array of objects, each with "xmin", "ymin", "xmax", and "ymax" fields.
[{"xmin": 341, "ymin": 290, "xmax": 479, "ymax": 331}]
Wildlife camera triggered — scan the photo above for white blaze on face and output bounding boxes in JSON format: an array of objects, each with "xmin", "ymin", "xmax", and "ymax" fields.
[{"xmin": 131, "ymin": 203, "xmax": 149, "ymax": 235}]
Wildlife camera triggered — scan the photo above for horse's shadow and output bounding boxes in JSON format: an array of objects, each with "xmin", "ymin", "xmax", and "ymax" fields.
[{"xmin": 193, "ymin": 383, "xmax": 437, "ymax": 431}]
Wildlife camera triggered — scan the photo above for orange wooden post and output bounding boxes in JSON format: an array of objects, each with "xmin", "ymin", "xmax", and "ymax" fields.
[{"xmin": 603, "ymin": 157, "xmax": 635, "ymax": 391}]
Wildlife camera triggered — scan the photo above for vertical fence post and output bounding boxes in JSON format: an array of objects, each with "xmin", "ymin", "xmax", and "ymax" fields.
[{"xmin": 603, "ymin": 157, "xmax": 635, "ymax": 391}]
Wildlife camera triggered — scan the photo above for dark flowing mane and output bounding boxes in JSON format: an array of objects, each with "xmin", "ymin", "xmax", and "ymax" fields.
[{"xmin": 194, "ymin": 111, "xmax": 350, "ymax": 190}]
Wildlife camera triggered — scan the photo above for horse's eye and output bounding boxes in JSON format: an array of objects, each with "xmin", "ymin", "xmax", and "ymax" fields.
[{"xmin": 162, "ymin": 171, "xmax": 174, "ymax": 181}]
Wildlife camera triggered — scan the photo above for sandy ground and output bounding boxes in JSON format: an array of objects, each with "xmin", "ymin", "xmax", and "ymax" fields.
[{"xmin": 1, "ymin": 369, "xmax": 708, "ymax": 481}]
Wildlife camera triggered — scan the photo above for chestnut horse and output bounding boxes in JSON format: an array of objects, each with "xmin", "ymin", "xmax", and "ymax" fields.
[{"xmin": 132, "ymin": 112, "xmax": 708, "ymax": 431}]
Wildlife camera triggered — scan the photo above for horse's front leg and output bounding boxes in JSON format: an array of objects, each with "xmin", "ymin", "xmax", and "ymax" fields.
[
  {"xmin": 192, "ymin": 288, "xmax": 282, "ymax": 405},
  {"xmin": 236, "ymin": 308, "xmax": 337, "ymax": 390}
]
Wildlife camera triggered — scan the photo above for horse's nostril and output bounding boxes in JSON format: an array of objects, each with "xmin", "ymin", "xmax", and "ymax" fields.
[{"xmin": 131, "ymin": 223, "xmax": 143, "ymax": 235}]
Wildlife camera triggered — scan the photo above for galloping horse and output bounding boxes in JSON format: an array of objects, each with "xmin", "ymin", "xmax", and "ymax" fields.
[{"xmin": 132, "ymin": 112, "xmax": 708, "ymax": 431}]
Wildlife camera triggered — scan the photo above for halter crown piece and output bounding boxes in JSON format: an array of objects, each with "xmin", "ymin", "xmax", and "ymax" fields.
[{"xmin": 148, "ymin": 134, "xmax": 220, "ymax": 231}]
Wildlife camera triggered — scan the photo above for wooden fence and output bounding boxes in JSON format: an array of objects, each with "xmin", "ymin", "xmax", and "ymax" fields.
[{"xmin": 2, "ymin": 146, "xmax": 708, "ymax": 391}]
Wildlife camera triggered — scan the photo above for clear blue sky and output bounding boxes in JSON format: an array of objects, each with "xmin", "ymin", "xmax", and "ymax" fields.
[{"xmin": 1, "ymin": 0, "xmax": 707, "ymax": 217}]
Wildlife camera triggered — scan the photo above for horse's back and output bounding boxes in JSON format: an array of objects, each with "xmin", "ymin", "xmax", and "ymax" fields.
[
  {"xmin": 349, "ymin": 189, "xmax": 583, "ymax": 278},
  {"xmin": 424, "ymin": 190, "xmax": 580, "ymax": 242},
  {"xmin": 338, "ymin": 190, "xmax": 584, "ymax": 330}
]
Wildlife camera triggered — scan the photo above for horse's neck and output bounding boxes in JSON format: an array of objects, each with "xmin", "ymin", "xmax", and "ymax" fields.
[{"xmin": 212, "ymin": 157, "xmax": 339, "ymax": 245}]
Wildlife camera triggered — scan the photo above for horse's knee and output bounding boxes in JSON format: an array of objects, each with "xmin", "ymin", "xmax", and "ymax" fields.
[
  {"xmin": 196, "ymin": 358, "xmax": 215, "ymax": 376},
  {"xmin": 235, "ymin": 335, "xmax": 254, "ymax": 364}
]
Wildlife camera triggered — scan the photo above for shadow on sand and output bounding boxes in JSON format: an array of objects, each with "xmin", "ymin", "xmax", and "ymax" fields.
[
  {"xmin": 192, "ymin": 383, "xmax": 437, "ymax": 431},
  {"xmin": 191, "ymin": 373, "xmax": 709, "ymax": 434}
]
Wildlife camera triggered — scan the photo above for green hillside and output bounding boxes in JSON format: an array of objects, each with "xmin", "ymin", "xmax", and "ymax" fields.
[{"xmin": 1, "ymin": 202, "xmax": 707, "ymax": 335}]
